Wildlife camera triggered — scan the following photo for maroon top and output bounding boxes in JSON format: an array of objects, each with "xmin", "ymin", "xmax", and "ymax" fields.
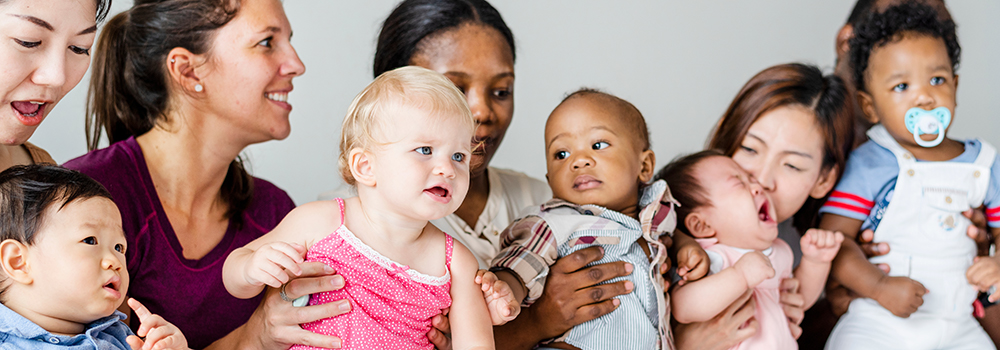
[{"xmin": 64, "ymin": 137, "xmax": 295, "ymax": 349}]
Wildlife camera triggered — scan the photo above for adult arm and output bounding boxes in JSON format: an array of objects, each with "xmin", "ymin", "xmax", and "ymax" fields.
[
  {"xmin": 205, "ymin": 262, "xmax": 350, "ymax": 350},
  {"xmin": 492, "ymin": 247, "xmax": 633, "ymax": 350}
]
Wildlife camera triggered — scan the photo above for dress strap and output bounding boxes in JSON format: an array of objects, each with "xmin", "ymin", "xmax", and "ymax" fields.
[
  {"xmin": 444, "ymin": 235, "xmax": 454, "ymax": 268},
  {"xmin": 335, "ymin": 198, "xmax": 346, "ymax": 226}
]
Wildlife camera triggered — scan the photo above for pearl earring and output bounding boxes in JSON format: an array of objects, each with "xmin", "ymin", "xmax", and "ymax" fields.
[
  {"xmin": 170, "ymin": 58, "xmax": 175, "ymax": 63},
  {"xmin": 194, "ymin": 84, "xmax": 203, "ymax": 92}
]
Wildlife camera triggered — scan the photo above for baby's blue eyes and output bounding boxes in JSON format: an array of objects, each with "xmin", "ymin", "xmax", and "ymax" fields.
[
  {"xmin": 893, "ymin": 83, "xmax": 908, "ymax": 92},
  {"xmin": 416, "ymin": 146, "xmax": 466, "ymax": 162},
  {"xmin": 115, "ymin": 244, "xmax": 125, "ymax": 253},
  {"xmin": 416, "ymin": 146, "xmax": 432, "ymax": 155},
  {"xmin": 451, "ymin": 153, "xmax": 465, "ymax": 162},
  {"xmin": 930, "ymin": 77, "xmax": 945, "ymax": 85},
  {"xmin": 83, "ymin": 236, "xmax": 97, "ymax": 245},
  {"xmin": 592, "ymin": 141, "xmax": 610, "ymax": 150}
]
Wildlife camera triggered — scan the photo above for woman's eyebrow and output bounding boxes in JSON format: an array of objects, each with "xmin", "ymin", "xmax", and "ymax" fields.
[
  {"xmin": 9, "ymin": 14, "xmax": 97, "ymax": 35},
  {"xmin": 746, "ymin": 132, "xmax": 813, "ymax": 158}
]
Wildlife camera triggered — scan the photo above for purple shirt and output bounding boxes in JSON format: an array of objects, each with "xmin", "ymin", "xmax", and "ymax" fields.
[{"xmin": 64, "ymin": 137, "xmax": 295, "ymax": 349}]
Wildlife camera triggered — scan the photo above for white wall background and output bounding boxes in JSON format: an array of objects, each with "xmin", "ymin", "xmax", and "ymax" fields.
[{"xmin": 30, "ymin": 1, "xmax": 1000, "ymax": 205}]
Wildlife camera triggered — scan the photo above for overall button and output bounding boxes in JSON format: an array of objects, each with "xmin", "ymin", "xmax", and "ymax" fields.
[
  {"xmin": 945, "ymin": 196, "xmax": 953, "ymax": 204},
  {"xmin": 974, "ymin": 170, "xmax": 981, "ymax": 178},
  {"xmin": 904, "ymin": 154, "xmax": 912, "ymax": 160},
  {"xmin": 907, "ymin": 169, "xmax": 915, "ymax": 177}
]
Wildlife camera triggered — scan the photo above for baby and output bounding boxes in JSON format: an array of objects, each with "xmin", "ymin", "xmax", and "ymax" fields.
[
  {"xmin": 223, "ymin": 66, "xmax": 515, "ymax": 350},
  {"xmin": 658, "ymin": 150, "xmax": 842, "ymax": 350},
  {"xmin": 821, "ymin": 3, "xmax": 1000, "ymax": 349},
  {"xmin": 0, "ymin": 165, "xmax": 186, "ymax": 350},
  {"xmin": 490, "ymin": 89, "xmax": 702, "ymax": 350}
]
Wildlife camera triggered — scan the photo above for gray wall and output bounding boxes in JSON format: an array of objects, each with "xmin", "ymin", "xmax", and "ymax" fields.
[{"xmin": 30, "ymin": 1, "xmax": 1000, "ymax": 205}]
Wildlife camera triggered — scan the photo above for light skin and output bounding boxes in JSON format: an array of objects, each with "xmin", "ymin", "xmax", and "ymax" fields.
[
  {"xmin": 0, "ymin": 0, "xmax": 96, "ymax": 168},
  {"xmin": 223, "ymin": 102, "xmax": 510, "ymax": 350},
  {"xmin": 114, "ymin": 0, "xmax": 350, "ymax": 348},
  {"xmin": 0, "ymin": 197, "xmax": 186, "ymax": 349},
  {"xmin": 677, "ymin": 104, "xmax": 838, "ymax": 348},
  {"xmin": 827, "ymin": 33, "xmax": 1000, "ymax": 319},
  {"xmin": 409, "ymin": 24, "xmax": 635, "ymax": 350},
  {"xmin": 670, "ymin": 156, "xmax": 842, "ymax": 325},
  {"xmin": 493, "ymin": 94, "xmax": 701, "ymax": 350}
]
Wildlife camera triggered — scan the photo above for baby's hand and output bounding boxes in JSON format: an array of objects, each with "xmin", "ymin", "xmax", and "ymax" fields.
[
  {"xmin": 675, "ymin": 242, "xmax": 709, "ymax": 285},
  {"xmin": 244, "ymin": 242, "xmax": 306, "ymax": 288},
  {"xmin": 734, "ymin": 251, "xmax": 775, "ymax": 288},
  {"xmin": 799, "ymin": 229, "xmax": 844, "ymax": 263},
  {"xmin": 967, "ymin": 256, "xmax": 1000, "ymax": 302},
  {"xmin": 126, "ymin": 298, "xmax": 189, "ymax": 350},
  {"xmin": 873, "ymin": 276, "xmax": 927, "ymax": 318},
  {"xmin": 476, "ymin": 270, "xmax": 520, "ymax": 325}
]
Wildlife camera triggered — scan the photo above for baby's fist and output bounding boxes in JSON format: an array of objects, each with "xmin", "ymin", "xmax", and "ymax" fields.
[
  {"xmin": 734, "ymin": 251, "xmax": 775, "ymax": 288},
  {"xmin": 675, "ymin": 243, "xmax": 709, "ymax": 285},
  {"xmin": 800, "ymin": 229, "xmax": 844, "ymax": 263},
  {"xmin": 873, "ymin": 276, "xmax": 927, "ymax": 318},
  {"xmin": 476, "ymin": 270, "xmax": 520, "ymax": 325}
]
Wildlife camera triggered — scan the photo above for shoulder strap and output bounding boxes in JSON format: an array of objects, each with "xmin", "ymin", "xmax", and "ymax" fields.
[
  {"xmin": 444, "ymin": 235, "xmax": 454, "ymax": 267},
  {"xmin": 973, "ymin": 139, "xmax": 997, "ymax": 168},
  {"xmin": 866, "ymin": 125, "xmax": 913, "ymax": 163},
  {"xmin": 335, "ymin": 198, "xmax": 345, "ymax": 226}
]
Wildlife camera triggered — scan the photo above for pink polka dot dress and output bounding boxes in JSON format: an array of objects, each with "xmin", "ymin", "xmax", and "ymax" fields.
[{"xmin": 289, "ymin": 198, "xmax": 453, "ymax": 350}]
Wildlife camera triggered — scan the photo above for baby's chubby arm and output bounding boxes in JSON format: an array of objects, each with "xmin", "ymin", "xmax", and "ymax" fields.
[
  {"xmin": 824, "ymin": 214, "xmax": 927, "ymax": 318},
  {"xmin": 671, "ymin": 251, "xmax": 774, "ymax": 324},
  {"xmin": 794, "ymin": 229, "xmax": 844, "ymax": 309},
  {"xmin": 670, "ymin": 232, "xmax": 710, "ymax": 286},
  {"xmin": 223, "ymin": 201, "xmax": 343, "ymax": 299},
  {"xmin": 126, "ymin": 298, "xmax": 189, "ymax": 350},
  {"xmin": 450, "ymin": 242, "xmax": 496, "ymax": 350}
]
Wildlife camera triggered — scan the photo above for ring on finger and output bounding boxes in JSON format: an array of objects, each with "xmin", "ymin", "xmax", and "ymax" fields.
[{"xmin": 279, "ymin": 283, "xmax": 294, "ymax": 302}]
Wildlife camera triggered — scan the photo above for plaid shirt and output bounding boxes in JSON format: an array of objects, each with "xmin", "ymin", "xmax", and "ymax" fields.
[{"xmin": 490, "ymin": 180, "xmax": 678, "ymax": 350}]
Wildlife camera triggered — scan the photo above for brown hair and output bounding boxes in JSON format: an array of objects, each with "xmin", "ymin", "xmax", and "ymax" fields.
[
  {"xmin": 653, "ymin": 150, "xmax": 724, "ymax": 235},
  {"xmin": 86, "ymin": 0, "xmax": 254, "ymax": 224},
  {"xmin": 707, "ymin": 63, "xmax": 854, "ymax": 233}
]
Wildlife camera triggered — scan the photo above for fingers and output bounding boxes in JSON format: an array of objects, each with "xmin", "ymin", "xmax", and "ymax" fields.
[
  {"xmin": 788, "ymin": 321, "xmax": 803, "ymax": 340},
  {"xmin": 575, "ymin": 280, "xmax": 633, "ymax": 304},
  {"xmin": 574, "ymin": 298, "xmax": 620, "ymax": 324},
  {"xmin": 427, "ymin": 327, "xmax": 452, "ymax": 350},
  {"xmin": 291, "ymin": 299, "xmax": 353, "ymax": 325},
  {"xmin": 431, "ymin": 312, "xmax": 452, "ymax": 335},
  {"xmin": 143, "ymin": 326, "xmax": 173, "ymax": 350},
  {"xmin": 733, "ymin": 317, "xmax": 758, "ymax": 344},
  {"xmin": 859, "ymin": 229, "xmax": 875, "ymax": 243},
  {"xmin": 282, "ymin": 273, "xmax": 345, "ymax": 301},
  {"xmin": 283, "ymin": 329, "xmax": 343, "ymax": 349},
  {"xmin": 554, "ymin": 246, "xmax": 606, "ymax": 274},
  {"xmin": 726, "ymin": 289, "xmax": 755, "ymax": 318},
  {"xmin": 128, "ymin": 298, "xmax": 156, "ymax": 337},
  {"xmin": 964, "ymin": 207, "xmax": 989, "ymax": 231},
  {"xmin": 876, "ymin": 263, "xmax": 891, "ymax": 274},
  {"xmin": 475, "ymin": 269, "xmax": 488, "ymax": 285},
  {"xmin": 126, "ymin": 335, "xmax": 144, "ymax": 350},
  {"xmin": 568, "ymin": 261, "xmax": 633, "ymax": 288},
  {"xmin": 479, "ymin": 271, "xmax": 498, "ymax": 293},
  {"xmin": 780, "ymin": 278, "xmax": 800, "ymax": 294}
]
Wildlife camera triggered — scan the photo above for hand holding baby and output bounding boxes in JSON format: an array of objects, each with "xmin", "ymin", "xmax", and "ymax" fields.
[{"xmin": 967, "ymin": 256, "xmax": 1000, "ymax": 302}]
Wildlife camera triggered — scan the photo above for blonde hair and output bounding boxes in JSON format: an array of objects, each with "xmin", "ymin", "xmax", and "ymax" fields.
[{"xmin": 339, "ymin": 66, "xmax": 475, "ymax": 185}]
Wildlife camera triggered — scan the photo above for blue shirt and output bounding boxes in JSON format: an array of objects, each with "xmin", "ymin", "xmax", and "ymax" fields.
[
  {"xmin": 820, "ymin": 138, "xmax": 1000, "ymax": 230},
  {"xmin": 0, "ymin": 304, "xmax": 133, "ymax": 350}
]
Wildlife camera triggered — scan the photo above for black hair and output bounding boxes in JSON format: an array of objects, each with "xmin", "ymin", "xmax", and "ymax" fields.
[
  {"xmin": 0, "ymin": 165, "xmax": 113, "ymax": 300},
  {"xmin": 846, "ymin": 0, "xmax": 876, "ymax": 26},
  {"xmin": 374, "ymin": 0, "xmax": 515, "ymax": 77},
  {"xmin": 850, "ymin": 1, "xmax": 960, "ymax": 93},
  {"xmin": 87, "ymin": 0, "xmax": 254, "ymax": 226},
  {"xmin": 0, "ymin": 0, "xmax": 111, "ymax": 22},
  {"xmin": 653, "ymin": 150, "xmax": 726, "ymax": 236},
  {"xmin": 561, "ymin": 88, "xmax": 651, "ymax": 151}
]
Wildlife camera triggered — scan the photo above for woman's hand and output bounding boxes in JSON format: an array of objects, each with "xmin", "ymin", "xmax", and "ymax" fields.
[
  {"xmin": 779, "ymin": 278, "xmax": 805, "ymax": 339},
  {"xmin": 492, "ymin": 246, "xmax": 634, "ymax": 350},
  {"xmin": 229, "ymin": 262, "xmax": 350, "ymax": 350},
  {"xmin": 674, "ymin": 289, "xmax": 757, "ymax": 350}
]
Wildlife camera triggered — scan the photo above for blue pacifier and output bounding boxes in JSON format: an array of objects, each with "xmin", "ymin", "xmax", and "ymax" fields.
[{"xmin": 904, "ymin": 107, "xmax": 951, "ymax": 148}]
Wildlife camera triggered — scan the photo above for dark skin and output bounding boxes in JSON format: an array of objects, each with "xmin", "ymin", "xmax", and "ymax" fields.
[{"xmin": 407, "ymin": 24, "xmax": 633, "ymax": 350}]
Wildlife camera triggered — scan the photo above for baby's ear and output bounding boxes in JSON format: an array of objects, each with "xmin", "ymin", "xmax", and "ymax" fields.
[
  {"xmin": 684, "ymin": 212, "xmax": 715, "ymax": 239},
  {"xmin": 349, "ymin": 148, "xmax": 377, "ymax": 187},
  {"xmin": 638, "ymin": 149, "xmax": 656, "ymax": 183},
  {"xmin": 0, "ymin": 240, "xmax": 32, "ymax": 285},
  {"xmin": 857, "ymin": 91, "xmax": 880, "ymax": 125}
]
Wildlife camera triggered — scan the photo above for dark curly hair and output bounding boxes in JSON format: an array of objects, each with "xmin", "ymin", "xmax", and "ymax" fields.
[{"xmin": 850, "ymin": 1, "xmax": 960, "ymax": 93}]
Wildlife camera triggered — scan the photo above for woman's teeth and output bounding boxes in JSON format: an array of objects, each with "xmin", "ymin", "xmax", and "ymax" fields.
[{"xmin": 266, "ymin": 92, "xmax": 288, "ymax": 102}]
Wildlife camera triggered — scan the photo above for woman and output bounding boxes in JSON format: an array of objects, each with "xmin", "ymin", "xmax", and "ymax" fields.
[
  {"xmin": 0, "ymin": 0, "xmax": 109, "ymax": 169},
  {"xmin": 64, "ymin": 0, "xmax": 346, "ymax": 349},
  {"xmin": 373, "ymin": 1, "xmax": 639, "ymax": 349},
  {"xmin": 677, "ymin": 63, "xmax": 855, "ymax": 350}
]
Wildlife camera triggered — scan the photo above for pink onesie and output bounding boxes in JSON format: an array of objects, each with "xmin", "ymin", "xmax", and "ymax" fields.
[
  {"xmin": 290, "ymin": 198, "xmax": 452, "ymax": 350},
  {"xmin": 697, "ymin": 238, "xmax": 796, "ymax": 350}
]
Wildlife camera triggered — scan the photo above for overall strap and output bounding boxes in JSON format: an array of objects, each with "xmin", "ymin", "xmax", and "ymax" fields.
[
  {"xmin": 867, "ymin": 125, "xmax": 914, "ymax": 164},
  {"xmin": 973, "ymin": 140, "xmax": 997, "ymax": 168},
  {"xmin": 335, "ymin": 198, "xmax": 346, "ymax": 226}
]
